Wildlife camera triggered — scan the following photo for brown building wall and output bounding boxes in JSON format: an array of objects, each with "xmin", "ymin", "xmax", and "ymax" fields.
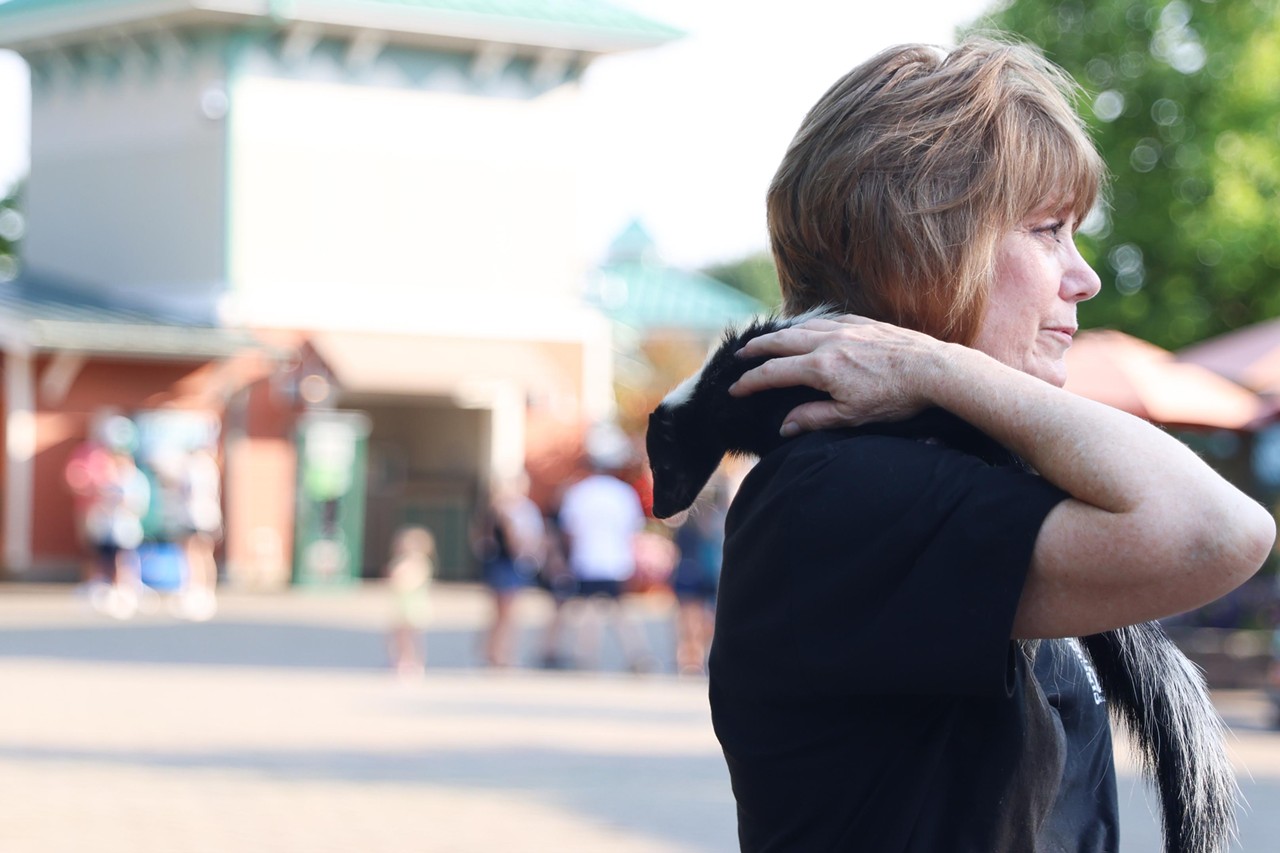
[
  {"xmin": 222, "ymin": 371, "xmax": 304, "ymax": 588},
  {"xmin": 8, "ymin": 330, "xmax": 590, "ymax": 585},
  {"xmin": 30, "ymin": 357, "xmax": 223, "ymax": 573},
  {"xmin": 13, "ymin": 351, "xmax": 301, "ymax": 584}
]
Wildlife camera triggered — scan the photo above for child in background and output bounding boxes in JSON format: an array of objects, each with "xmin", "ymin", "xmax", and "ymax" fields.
[{"xmin": 386, "ymin": 526, "xmax": 435, "ymax": 679}]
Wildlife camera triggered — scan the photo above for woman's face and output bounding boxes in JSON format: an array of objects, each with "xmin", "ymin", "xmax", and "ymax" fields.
[{"xmin": 971, "ymin": 209, "xmax": 1101, "ymax": 387}]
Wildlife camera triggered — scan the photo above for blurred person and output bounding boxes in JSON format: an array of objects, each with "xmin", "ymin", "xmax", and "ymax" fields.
[
  {"xmin": 651, "ymin": 38, "xmax": 1275, "ymax": 851},
  {"xmin": 668, "ymin": 477, "xmax": 730, "ymax": 676},
  {"xmin": 630, "ymin": 523, "xmax": 679, "ymax": 596},
  {"xmin": 1269, "ymin": 625, "xmax": 1280, "ymax": 730},
  {"xmin": 535, "ymin": 502, "xmax": 577, "ymax": 669},
  {"xmin": 64, "ymin": 410, "xmax": 121, "ymax": 589},
  {"xmin": 474, "ymin": 471, "xmax": 546, "ymax": 667},
  {"xmin": 385, "ymin": 525, "xmax": 435, "ymax": 679},
  {"xmin": 553, "ymin": 436, "xmax": 653, "ymax": 673},
  {"xmin": 176, "ymin": 442, "xmax": 223, "ymax": 621},
  {"xmin": 80, "ymin": 426, "xmax": 151, "ymax": 619},
  {"xmin": 134, "ymin": 445, "xmax": 191, "ymax": 610}
]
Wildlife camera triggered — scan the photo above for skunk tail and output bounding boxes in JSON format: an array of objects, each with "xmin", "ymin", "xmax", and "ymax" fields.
[{"xmin": 1082, "ymin": 623, "xmax": 1239, "ymax": 853}]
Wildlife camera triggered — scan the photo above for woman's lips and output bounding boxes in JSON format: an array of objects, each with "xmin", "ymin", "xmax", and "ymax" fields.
[{"xmin": 1044, "ymin": 326, "xmax": 1077, "ymax": 346}]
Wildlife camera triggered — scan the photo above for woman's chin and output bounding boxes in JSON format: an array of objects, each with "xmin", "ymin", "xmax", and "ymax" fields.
[{"xmin": 1025, "ymin": 360, "xmax": 1068, "ymax": 387}]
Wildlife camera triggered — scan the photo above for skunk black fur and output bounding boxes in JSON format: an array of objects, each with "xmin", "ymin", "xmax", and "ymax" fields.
[
  {"xmin": 647, "ymin": 310, "xmax": 1238, "ymax": 853},
  {"xmin": 646, "ymin": 309, "xmax": 834, "ymax": 519}
]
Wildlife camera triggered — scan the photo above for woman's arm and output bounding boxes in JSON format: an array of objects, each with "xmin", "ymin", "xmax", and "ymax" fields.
[{"xmin": 731, "ymin": 315, "xmax": 1276, "ymax": 639}]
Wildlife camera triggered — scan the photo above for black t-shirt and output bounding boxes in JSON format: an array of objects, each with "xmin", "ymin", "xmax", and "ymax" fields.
[
  {"xmin": 708, "ymin": 417, "xmax": 1120, "ymax": 852},
  {"xmin": 1033, "ymin": 638, "xmax": 1120, "ymax": 851}
]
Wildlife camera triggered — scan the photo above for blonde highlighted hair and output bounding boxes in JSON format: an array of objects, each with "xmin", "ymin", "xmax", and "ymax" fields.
[{"xmin": 767, "ymin": 36, "xmax": 1104, "ymax": 344}]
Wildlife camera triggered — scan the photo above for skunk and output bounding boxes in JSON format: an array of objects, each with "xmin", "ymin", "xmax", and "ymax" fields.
[
  {"xmin": 647, "ymin": 310, "xmax": 1239, "ymax": 853},
  {"xmin": 647, "ymin": 308, "xmax": 988, "ymax": 515},
  {"xmin": 646, "ymin": 307, "xmax": 834, "ymax": 519}
]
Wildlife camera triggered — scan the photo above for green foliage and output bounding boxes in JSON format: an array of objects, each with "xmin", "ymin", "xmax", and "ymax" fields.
[
  {"xmin": 701, "ymin": 252, "xmax": 782, "ymax": 309},
  {"xmin": 0, "ymin": 181, "xmax": 22, "ymax": 283},
  {"xmin": 974, "ymin": 0, "xmax": 1280, "ymax": 349}
]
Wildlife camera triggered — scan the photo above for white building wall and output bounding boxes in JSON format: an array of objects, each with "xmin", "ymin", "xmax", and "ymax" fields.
[
  {"xmin": 25, "ymin": 60, "xmax": 228, "ymax": 312},
  {"xmin": 226, "ymin": 74, "xmax": 587, "ymax": 327}
]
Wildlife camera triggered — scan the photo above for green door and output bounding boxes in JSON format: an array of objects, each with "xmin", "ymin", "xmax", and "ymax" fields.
[{"xmin": 292, "ymin": 411, "xmax": 371, "ymax": 587}]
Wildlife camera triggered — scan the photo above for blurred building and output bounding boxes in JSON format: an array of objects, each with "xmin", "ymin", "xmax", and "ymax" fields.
[
  {"xmin": 588, "ymin": 220, "xmax": 767, "ymax": 338},
  {"xmin": 0, "ymin": 0, "xmax": 679, "ymax": 583},
  {"xmin": 585, "ymin": 219, "xmax": 767, "ymax": 437}
]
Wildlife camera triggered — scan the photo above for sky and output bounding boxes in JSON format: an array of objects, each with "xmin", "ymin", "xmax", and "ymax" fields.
[
  {"xmin": 573, "ymin": 0, "xmax": 997, "ymax": 267},
  {"xmin": 0, "ymin": 0, "xmax": 996, "ymax": 270}
]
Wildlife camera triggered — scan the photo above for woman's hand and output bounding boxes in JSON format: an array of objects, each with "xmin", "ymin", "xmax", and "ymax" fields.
[{"xmin": 729, "ymin": 314, "xmax": 949, "ymax": 435}]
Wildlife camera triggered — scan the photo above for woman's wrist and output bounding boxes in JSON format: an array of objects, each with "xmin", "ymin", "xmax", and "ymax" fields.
[{"xmin": 915, "ymin": 340, "xmax": 995, "ymax": 411}]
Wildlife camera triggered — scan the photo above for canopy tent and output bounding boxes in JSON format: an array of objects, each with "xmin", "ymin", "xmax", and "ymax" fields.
[
  {"xmin": 1177, "ymin": 317, "xmax": 1280, "ymax": 396},
  {"xmin": 1064, "ymin": 329, "xmax": 1268, "ymax": 431}
]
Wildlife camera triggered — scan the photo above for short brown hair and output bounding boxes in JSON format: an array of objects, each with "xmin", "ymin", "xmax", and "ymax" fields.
[{"xmin": 767, "ymin": 37, "xmax": 1104, "ymax": 344}]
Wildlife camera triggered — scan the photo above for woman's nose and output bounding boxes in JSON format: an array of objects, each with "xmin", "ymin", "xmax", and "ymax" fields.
[{"xmin": 1064, "ymin": 239, "xmax": 1102, "ymax": 303}]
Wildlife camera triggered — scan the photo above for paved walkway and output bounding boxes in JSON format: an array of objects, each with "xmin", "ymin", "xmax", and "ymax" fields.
[{"xmin": 0, "ymin": 583, "xmax": 1278, "ymax": 852}]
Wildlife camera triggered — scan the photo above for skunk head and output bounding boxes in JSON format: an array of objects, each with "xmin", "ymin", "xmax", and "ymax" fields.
[
  {"xmin": 646, "ymin": 308, "xmax": 840, "ymax": 519},
  {"xmin": 648, "ymin": 374, "xmax": 723, "ymax": 519}
]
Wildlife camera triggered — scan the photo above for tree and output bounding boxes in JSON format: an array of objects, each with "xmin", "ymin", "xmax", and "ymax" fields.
[
  {"xmin": 975, "ymin": 0, "xmax": 1280, "ymax": 349},
  {"xmin": 701, "ymin": 252, "xmax": 782, "ymax": 310},
  {"xmin": 0, "ymin": 180, "xmax": 21, "ymax": 282}
]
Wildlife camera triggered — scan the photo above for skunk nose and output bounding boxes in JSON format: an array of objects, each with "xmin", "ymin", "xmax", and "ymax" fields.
[{"xmin": 651, "ymin": 487, "xmax": 680, "ymax": 520}]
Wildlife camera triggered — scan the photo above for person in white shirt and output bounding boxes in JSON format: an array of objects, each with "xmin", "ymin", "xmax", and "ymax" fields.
[{"xmin": 552, "ymin": 447, "xmax": 654, "ymax": 672}]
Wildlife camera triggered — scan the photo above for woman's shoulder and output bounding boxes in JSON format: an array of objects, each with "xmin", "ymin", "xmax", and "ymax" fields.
[
  {"xmin": 733, "ymin": 429, "xmax": 941, "ymax": 521},
  {"xmin": 763, "ymin": 424, "xmax": 960, "ymax": 478},
  {"xmin": 736, "ymin": 415, "xmax": 1041, "ymax": 528},
  {"xmin": 761, "ymin": 408, "xmax": 1017, "ymax": 475}
]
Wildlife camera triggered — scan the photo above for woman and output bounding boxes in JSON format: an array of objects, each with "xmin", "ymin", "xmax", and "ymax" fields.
[
  {"xmin": 475, "ymin": 472, "xmax": 545, "ymax": 667},
  {"xmin": 669, "ymin": 476, "xmax": 731, "ymax": 675},
  {"xmin": 679, "ymin": 39, "xmax": 1274, "ymax": 851}
]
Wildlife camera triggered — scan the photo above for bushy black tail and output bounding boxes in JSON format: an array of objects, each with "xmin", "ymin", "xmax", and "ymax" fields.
[{"xmin": 1082, "ymin": 623, "xmax": 1239, "ymax": 853}]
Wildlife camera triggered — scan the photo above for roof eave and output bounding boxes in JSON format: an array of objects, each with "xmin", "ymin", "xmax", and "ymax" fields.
[
  {"xmin": 0, "ymin": 0, "xmax": 679, "ymax": 56},
  {"xmin": 17, "ymin": 319, "xmax": 260, "ymax": 360},
  {"xmin": 0, "ymin": 313, "xmax": 264, "ymax": 361},
  {"xmin": 275, "ymin": 0, "xmax": 678, "ymax": 54},
  {"xmin": 0, "ymin": 0, "xmax": 196, "ymax": 52}
]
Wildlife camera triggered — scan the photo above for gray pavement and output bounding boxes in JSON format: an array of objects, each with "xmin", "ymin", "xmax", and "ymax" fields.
[{"xmin": 0, "ymin": 582, "xmax": 1278, "ymax": 852}]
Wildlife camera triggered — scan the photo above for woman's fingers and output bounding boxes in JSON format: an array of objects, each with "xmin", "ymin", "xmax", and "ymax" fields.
[
  {"xmin": 735, "ymin": 315, "xmax": 875, "ymax": 358},
  {"xmin": 728, "ymin": 354, "xmax": 826, "ymax": 397},
  {"xmin": 735, "ymin": 327, "xmax": 821, "ymax": 359},
  {"xmin": 722, "ymin": 315, "xmax": 936, "ymax": 432},
  {"xmin": 779, "ymin": 401, "xmax": 852, "ymax": 436}
]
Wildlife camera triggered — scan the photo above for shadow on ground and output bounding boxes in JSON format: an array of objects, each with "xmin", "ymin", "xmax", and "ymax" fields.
[
  {"xmin": 0, "ymin": 621, "xmax": 472, "ymax": 670},
  {"xmin": 0, "ymin": 619, "xmax": 680, "ymax": 674},
  {"xmin": 0, "ymin": 741, "xmax": 735, "ymax": 851}
]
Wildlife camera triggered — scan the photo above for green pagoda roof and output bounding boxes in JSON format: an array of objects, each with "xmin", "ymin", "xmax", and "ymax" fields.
[
  {"xmin": 590, "ymin": 221, "xmax": 767, "ymax": 334},
  {"xmin": 0, "ymin": 0, "xmax": 681, "ymax": 54}
]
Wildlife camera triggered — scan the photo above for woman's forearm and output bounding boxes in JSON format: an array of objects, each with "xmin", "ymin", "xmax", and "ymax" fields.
[
  {"xmin": 922, "ymin": 343, "xmax": 1275, "ymax": 634},
  {"xmin": 924, "ymin": 343, "xmax": 1217, "ymax": 515},
  {"xmin": 731, "ymin": 317, "xmax": 1274, "ymax": 633}
]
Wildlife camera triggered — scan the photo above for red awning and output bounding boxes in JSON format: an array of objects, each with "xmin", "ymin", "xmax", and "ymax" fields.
[{"xmin": 1064, "ymin": 330, "xmax": 1267, "ymax": 430}]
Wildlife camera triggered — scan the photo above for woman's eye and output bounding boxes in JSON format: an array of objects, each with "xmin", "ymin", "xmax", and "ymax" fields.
[{"xmin": 1036, "ymin": 220, "xmax": 1066, "ymax": 238}]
